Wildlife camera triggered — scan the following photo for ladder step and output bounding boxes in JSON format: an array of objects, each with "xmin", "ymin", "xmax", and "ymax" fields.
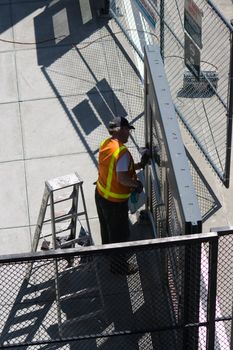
[
  {"xmin": 55, "ymin": 212, "xmax": 78, "ymax": 223},
  {"xmin": 46, "ymin": 173, "xmax": 83, "ymax": 191},
  {"xmin": 44, "ymin": 211, "xmax": 86, "ymax": 224},
  {"xmin": 56, "ymin": 222, "xmax": 73, "ymax": 234},
  {"xmin": 43, "ymin": 211, "xmax": 74, "ymax": 224},
  {"xmin": 47, "ymin": 192, "xmax": 74, "ymax": 206},
  {"xmin": 43, "ymin": 210, "xmax": 67, "ymax": 223}
]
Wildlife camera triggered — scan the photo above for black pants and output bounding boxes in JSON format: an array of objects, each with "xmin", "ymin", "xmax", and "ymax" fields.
[
  {"xmin": 95, "ymin": 189, "xmax": 130, "ymax": 271},
  {"xmin": 103, "ymin": 0, "xmax": 110, "ymax": 14},
  {"xmin": 95, "ymin": 188, "xmax": 130, "ymax": 244}
]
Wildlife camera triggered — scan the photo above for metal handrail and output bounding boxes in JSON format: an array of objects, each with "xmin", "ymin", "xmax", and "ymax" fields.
[{"xmin": 0, "ymin": 231, "xmax": 219, "ymax": 263}]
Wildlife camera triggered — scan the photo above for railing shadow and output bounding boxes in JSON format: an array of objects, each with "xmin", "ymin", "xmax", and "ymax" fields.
[
  {"xmin": 0, "ymin": 264, "xmax": 55, "ymax": 346},
  {"xmin": 0, "ymin": 246, "xmax": 176, "ymax": 349}
]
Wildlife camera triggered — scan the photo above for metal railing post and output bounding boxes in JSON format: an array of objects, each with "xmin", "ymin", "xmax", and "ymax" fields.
[
  {"xmin": 144, "ymin": 60, "xmax": 150, "ymax": 213},
  {"xmin": 183, "ymin": 241, "xmax": 201, "ymax": 350},
  {"xmin": 229, "ymin": 302, "xmax": 233, "ymax": 350},
  {"xmin": 50, "ymin": 192, "xmax": 63, "ymax": 338},
  {"xmin": 231, "ymin": 303, "xmax": 233, "ymax": 349},
  {"xmin": 224, "ymin": 21, "xmax": 233, "ymax": 187},
  {"xmin": 207, "ymin": 236, "xmax": 218, "ymax": 349},
  {"xmin": 160, "ymin": 0, "xmax": 165, "ymax": 61}
]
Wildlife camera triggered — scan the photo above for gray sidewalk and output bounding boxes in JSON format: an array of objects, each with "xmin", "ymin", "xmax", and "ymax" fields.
[
  {"xmin": 1, "ymin": 0, "xmax": 233, "ymax": 256},
  {"xmin": 0, "ymin": 0, "xmax": 145, "ymax": 254}
]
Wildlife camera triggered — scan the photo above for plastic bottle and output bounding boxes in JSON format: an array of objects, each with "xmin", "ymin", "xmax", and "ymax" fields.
[{"xmin": 130, "ymin": 191, "xmax": 139, "ymax": 203}]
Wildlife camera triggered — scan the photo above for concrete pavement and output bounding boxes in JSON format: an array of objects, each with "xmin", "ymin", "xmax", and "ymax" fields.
[
  {"xmin": 0, "ymin": 0, "xmax": 233, "ymax": 255},
  {"xmin": 0, "ymin": 0, "xmax": 145, "ymax": 254}
]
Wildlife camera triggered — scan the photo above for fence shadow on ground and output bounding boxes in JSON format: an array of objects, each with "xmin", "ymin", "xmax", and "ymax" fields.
[{"xmin": 0, "ymin": 249, "xmax": 175, "ymax": 349}]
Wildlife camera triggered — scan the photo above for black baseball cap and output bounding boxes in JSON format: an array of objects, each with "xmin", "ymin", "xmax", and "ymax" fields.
[{"xmin": 108, "ymin": 117, "xmax": 135, "ymax": 130}]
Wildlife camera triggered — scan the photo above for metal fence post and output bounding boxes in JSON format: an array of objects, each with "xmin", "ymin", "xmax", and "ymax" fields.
[
  {"xmin": 183, "ymin": 241, "xmax": 201, "ymax": 350},
  {"xmin": 207, "ymin": 236, "xmax": 218, "ymax": 350},
  {"xmin": 231, "ymin": 303, "xmax": 233, "ymax": 350},
  {"xmin": 224, "ymin": 21, "xmax": 233, "ymax": 188},
  {"xmin": 160, "ymin": 0, "xmax": 165, "ymax": 61},
  {"xmin": 50, "ymin": 192, "xmax": 63, "ymax": 338},
  {"xmin": 144, "ymin": 60, "xmax": 150, "ymax": 213}
]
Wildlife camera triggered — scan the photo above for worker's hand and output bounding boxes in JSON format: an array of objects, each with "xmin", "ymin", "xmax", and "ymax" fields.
[
  {"xmin": 140, "ymin": 148, "xmax": 150, "ymax": 168},
  {"xmin": 135, "ymin": 180, "xmax": 143, "ymax": 193}
]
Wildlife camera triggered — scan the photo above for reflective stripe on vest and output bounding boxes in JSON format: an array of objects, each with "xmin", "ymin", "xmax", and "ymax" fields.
[
  {"xmin": 97, "ymin": 141, "xmax": 131, "ymax": 200},
  {"xmin": 97, "ymin": 180, "xmax": 130, "ymax": 199}
]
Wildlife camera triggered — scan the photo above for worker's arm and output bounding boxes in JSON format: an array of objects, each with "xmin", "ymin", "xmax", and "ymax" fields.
[
  {"xmin": 117, "ymin": 171, "xmax": 139, "ymax": 190},
  {"xmin": 116, "ymin": 152, "xmax": 143, "ymax": 191},
  {"xmin": 117, "ymin": 172, "xmax": 143, "ymax": 193}
]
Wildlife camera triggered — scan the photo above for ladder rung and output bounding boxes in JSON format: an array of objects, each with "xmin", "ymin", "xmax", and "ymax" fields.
[
  {"xmin": 43, "ymin": 210, "xmax": 66, "ymax": 224},
  {"xmin": 43, "ymin": 210, "xmax": 86, "ymax": 224},
  {"xmin": 54, "ymin": 212, "xmax": 77, "ymax": 223},
  {"xmin": 43, "ymin": 211, "xmax": 74, "ymax": 224},
  {"xmin": 55, "ymin": 211, "xmax": 86, "ymax": 223},
  {"xmin": 56, "ymin": 222, "xmax": 73, "ymax": 234},
  {"xmin": 39, "ymin": 233, "xmax": 52, "ymax": 239},
  {"xmin": 77, "ymin": 211, "xmax": 86, "ymax": 217},
  {"xmin": 47, "ymin": 192, "xmax": 74, "ymax": 206}
]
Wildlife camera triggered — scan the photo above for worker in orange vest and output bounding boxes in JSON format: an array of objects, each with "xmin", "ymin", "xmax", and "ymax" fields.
[{"xmin": 95, "ymin": 117, "xmax": 147, "ymax": 274}]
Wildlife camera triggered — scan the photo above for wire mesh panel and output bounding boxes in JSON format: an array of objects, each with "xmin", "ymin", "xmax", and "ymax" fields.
[
  {"xmin": 214, "ymin": 232, "xmax": 233, "ymax": 349},
  {"xmin": 110, "ymin": 0, "xmax": 233, "ymax": 186},
  {"xmin": 110, "ymin": 0, "xmax": 158, "ymax": 57},
  {"xmin": 161, "ymin": 0, "xmax": 233, "ymax": 187},
  {"xmin": 0, "ymin": 232, "xmax": 231, "ymax": 349}
]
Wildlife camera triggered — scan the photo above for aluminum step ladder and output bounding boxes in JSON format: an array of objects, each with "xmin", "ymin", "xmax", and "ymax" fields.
[
  {"xmin": 27, "ymin": 172, "xmax": 106, "ymax": 333},
  {"xmin": 31, "ymin": 172, "xmax": 92, "ymax": 253}
]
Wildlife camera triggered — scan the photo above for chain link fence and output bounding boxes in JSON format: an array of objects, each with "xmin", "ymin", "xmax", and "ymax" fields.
[
  {"xmin": 0, "ymin": 231, "xmax": 232, "ymax": 349},
  {"xmin": 110, "ymin": 0, "xmax": 233, "ymax": 187},
  {"xmin": 214, "ymin": 231, "xmax": 233, "ymax": 348}
]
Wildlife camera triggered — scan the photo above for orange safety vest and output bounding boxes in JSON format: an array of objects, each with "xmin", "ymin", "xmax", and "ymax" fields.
[{"xmin": 97, "ymin": 137, "xmax": 136, "ymax": 202}]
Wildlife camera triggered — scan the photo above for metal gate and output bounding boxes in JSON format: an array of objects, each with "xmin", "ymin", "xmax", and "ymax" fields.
[
  {"xmin": 110, "ymin": 0, "xmax": 233, "ymax": 187},
  {"xmin": 144, "ymin": 44, "xmax": 202, "ymax": 237},
  {"xmin": 144, "ymin": 44, "xmax": 202, "ymax": 348}
]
